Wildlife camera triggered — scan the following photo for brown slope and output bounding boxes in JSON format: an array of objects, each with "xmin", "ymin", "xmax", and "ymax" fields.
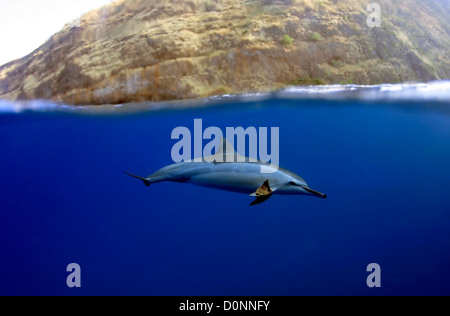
[{"xmin": 0, "ymin": 0, "xmax": 449, "ymax": 105}]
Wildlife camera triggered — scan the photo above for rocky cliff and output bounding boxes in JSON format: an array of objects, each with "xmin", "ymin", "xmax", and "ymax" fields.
[{"xmin": 1, "ymin": 0, "xmax": 449, "ymax": 105}]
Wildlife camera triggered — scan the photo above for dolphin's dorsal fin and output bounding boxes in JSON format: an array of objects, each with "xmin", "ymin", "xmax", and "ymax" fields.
[
  {"xmin": 250, "ymin": 180, "xmax": 273, "ymax": 206},
  {"xmin": 209, "ymin": 137, "xmax": 246, "ymax": 163},
  {"xmin": 216, "ymin": 137, "xmax": 238, "ymax": 156}
]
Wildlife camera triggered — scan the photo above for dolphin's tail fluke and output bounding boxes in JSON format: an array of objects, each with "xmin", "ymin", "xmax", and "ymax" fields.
[{"xmin": 123, "ymin": 171, "xmax": 151, "ymax": 187}]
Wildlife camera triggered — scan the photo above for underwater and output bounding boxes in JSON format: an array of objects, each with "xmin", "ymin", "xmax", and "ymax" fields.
[{"xmin": 1, "ymin": 83, "xmax": 449, "ymax": 296}]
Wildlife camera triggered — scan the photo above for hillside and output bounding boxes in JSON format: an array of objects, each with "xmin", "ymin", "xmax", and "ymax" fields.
[{"xmin": 0, "ymin": 0, "xmax": 449, "ymax": 105}]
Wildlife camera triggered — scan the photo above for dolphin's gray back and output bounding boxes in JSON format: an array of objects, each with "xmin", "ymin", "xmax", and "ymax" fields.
[{"xmin": 148, "ymin": 162, "xmax": 213, "ymax": 183}]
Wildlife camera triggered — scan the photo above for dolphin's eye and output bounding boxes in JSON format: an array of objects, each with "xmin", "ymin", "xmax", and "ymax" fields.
[{"xmin": 289, "ymin": 181, "xmax": 297, "ymax": 186}]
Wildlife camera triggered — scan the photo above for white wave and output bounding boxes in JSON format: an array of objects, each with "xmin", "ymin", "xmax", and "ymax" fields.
[
  {"xmin": 0, "ymin": 100, "xmax": 17, "ymax": 113},
  {"xmin": 281, "ymin": 81, "xmax": 450, "ymax": 102},
  {"xmin": 284, "ymin": 85, "xmax": 358, "ymax": 94},
  {"xmin": 0, "ymin": 99, "xmax": 59, "ymax": 113}
]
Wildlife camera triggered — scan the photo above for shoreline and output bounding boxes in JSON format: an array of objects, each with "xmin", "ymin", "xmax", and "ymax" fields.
[{"xmin": 1, "ymin": 81, "xmax": 450, "ymax": 115}]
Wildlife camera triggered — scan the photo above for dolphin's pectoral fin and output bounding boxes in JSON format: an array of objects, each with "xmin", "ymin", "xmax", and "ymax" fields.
[
  {"xmin": 250, "ymin": 180, "xmax": 273, "ymax": 206},
  {"xmin": 250, "ymin": 195, "xmax": 272, "ymax": 206},
  {"xmin": 255, "ymin": 179, "xmax": 273, "ymax": 196}
]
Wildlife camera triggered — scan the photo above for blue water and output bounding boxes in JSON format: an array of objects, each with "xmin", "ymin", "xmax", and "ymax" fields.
[{"xmin": 1, "ymin": 91, "xmax": 450, "ymax": 295}]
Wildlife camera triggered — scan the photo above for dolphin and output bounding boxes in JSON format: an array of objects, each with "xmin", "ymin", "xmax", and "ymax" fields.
[{"xmin": 124, "ymin": 138, "xmax": 327, "ymax": 205}]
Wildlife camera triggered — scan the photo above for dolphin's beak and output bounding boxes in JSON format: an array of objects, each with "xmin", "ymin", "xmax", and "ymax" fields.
[{"xmin": 302, "ymin": 186, "xmax": 327, "ymax": 199}]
